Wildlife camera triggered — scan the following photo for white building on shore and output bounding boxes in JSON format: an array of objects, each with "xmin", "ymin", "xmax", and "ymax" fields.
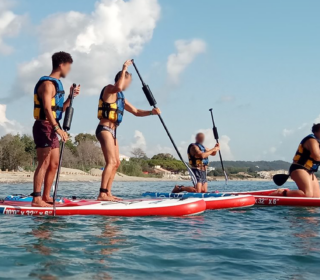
[{"xmin": 119, "ymin": 154, "xmax": 130, "ymax": 161}]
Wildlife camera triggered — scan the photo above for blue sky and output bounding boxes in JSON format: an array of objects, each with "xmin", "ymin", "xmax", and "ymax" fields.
[{"xmin": 0, "ymin": 0, "xmax": 320, "ymax": 162}]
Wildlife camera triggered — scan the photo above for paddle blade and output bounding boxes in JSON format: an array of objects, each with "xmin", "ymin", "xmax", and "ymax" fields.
[{"xmin": 273, "ymin": 174, "xmax": 290, "ymax": 186}]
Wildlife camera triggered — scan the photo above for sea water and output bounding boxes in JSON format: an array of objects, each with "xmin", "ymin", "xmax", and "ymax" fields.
[{"xmin": 1, "ymin": 181, "xmax": 320, "ymax": 280}]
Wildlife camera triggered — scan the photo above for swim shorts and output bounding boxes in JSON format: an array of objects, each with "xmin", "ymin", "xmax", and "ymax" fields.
[
  {"xmin": 192, "ymin": 168, "xmax": 207, "ymax": 184},
  {"xmin": 33, "ymin": 121, "xmax": 59, "ymax": 149}
]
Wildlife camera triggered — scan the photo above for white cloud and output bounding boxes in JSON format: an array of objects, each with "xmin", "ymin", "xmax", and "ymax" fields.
[
  {"xmin": 269, "ymin": 146, "xmax": 277, "ymax": 154},
  {"xmin": 0, "ymin": 0, "xmax": 26, "ymax": 55},
  {"xmin": 166, "ymin": 39, "xmax": 206, "ymax": 85},
  {"xmin": 216, "ymin": 95, "xmax": 235, "ymax": 103},
  {"xmin": 314, "ymin": 115, "xmax": 320, "ymax": 124},
  {"xmin": 282, "ymin": 123, "xmax": 308, "ymax": 137},
  {"xmin": 282, "ymin": 128, "xmax": 294, "ymax": 137},
  {"xmin": 6, "ymin": 0, "xmax": 160, "ymax": 102},
  {"xmin": 0, "ymin": 104, "xmax": 24, "ymax": 136},
  {"xmin": 131, "ymin": 130, "xmax": 147, "ymax": 150},
  {"xmin": 120, "ymin": 130, "xmax": 147, "ymax": 156}
]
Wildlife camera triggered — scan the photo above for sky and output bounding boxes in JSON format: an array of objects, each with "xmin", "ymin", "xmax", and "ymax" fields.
[{"xmin": 0, "ymin": 0, "xmax": 320, "ymax": 162}]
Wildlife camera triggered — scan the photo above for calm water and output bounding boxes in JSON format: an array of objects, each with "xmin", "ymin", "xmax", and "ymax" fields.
[{"xmin": 1, "ymin": 181, "xmax": 320, "ymax": 280}]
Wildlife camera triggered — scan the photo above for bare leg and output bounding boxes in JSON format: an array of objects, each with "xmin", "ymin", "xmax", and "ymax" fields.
[
  {"xmin": 201, "ymin": 182, "xmax": 208, "ymax": 193},
  {"xmin": 105, "ymin": 138, "xmax": 121, "ymax": 199},
  {"xmin": 195, "ymin": 183, "xmax": 202, "ymax": 193},
  {"xmin": 97, "ymin": 131, "xmax": 120, "ymax": 201},
  {"xmin": 32, "ymin": 148, "xmax": 52, "ymax": 207},
  {"xmin": 271, "ymin": 169, "xmax": 315, "ymax": 197},
  {"xmin": 289, "ymin": 169, "xmax": 314, "ymax": 197},
  {"xmin": 43, "ymin": 148, "xmax": 59, "ymax": 203},
  {"xmin": 311, "ymin": 174, "xmax": 320, "ymax": 198},
  {"xmin": 171, "ymin": 185, "xmax": 197, "ymax": 193}
]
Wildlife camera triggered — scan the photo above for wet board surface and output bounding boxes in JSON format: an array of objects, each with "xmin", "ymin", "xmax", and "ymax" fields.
[{"xmin": 0, "ymin": 197, "xmax": 206, "ymax": 217}]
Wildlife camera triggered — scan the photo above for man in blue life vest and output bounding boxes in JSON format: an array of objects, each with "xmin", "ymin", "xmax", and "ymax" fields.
[
  {"xmin": 32, "ymin": 51, "xmax": 80, "ymax": 207},
  {"xmin": 172, "ymin": 132, "xmax": 220, "ymax": 193}
]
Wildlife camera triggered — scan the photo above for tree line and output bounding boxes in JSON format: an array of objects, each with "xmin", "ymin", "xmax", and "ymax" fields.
[{"xmin": 0, "ymin": 134, "xmax": 186, "ymax": 177}]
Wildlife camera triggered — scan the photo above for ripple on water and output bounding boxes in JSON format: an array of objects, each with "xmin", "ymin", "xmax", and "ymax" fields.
[{"xmin": 1, "ymin": 181, "xmax": 320, "ymax": 279}]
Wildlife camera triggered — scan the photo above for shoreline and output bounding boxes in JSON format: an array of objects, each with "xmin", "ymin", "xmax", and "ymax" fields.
[{"xmin": 0, "ymin": 168, "xmax": 280, "ymax": 185}]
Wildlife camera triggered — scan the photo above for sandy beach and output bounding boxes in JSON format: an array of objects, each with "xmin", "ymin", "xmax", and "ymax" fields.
[{"xmin": 0, "ymin": 167, "xmax": 275, "ymax": 184}]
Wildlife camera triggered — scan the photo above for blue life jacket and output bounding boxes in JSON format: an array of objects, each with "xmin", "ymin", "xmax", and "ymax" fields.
[
  {"xmin": 97, "ymin": 87, "xmax": 125, "ymax": 126},
  {"xmin": 34, "ymin": 76, "xmax": 65, "ymax": 121},
  {"xmin": 188, "ymin": 142, "xmax": 209, "ymax": 168},
  {"xmin": 293, "ymin": 134, "xmax": 320, "ymax": 172}
]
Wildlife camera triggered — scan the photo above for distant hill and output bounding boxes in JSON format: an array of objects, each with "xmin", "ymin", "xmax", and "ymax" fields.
[{"xmin": 209, "ymin": 160, "xmax": 291, "ymax": 172}]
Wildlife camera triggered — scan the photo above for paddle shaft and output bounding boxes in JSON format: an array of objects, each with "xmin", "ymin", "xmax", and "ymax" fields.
[
  {"xmin": 132, "ymin": 60, "xmax": 197, "ymax": 186},
  {"xmin": 53, "ymin": 84, "xmax": 77, "ymax": 215},
  {"xmin": 209, "ymin": 109, "xmax": 228, "ymax": 183},
  {"xmin": 53, "ymin": 142, "xmax": 65, "ymax": 214}
]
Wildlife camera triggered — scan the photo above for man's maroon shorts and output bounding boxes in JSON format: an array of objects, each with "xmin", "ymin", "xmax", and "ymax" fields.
[{"xmin": 33, "ymin": 121, "xmax": 59, "ymax": 149}]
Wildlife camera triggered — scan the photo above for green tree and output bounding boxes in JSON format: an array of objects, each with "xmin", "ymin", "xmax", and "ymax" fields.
[
  {"xmin": 0, "ymin": 134, "xmax": 29, "ymax": 170},
  {"xmin": 74, "ymin": 133, "xmax": 97, "ymax": 145},
  {"xmin": 131, "ymin": 148, "xmax": 148, "ymax": 159},
  {"xmin": 151, "ymin": 153, "xmax": 174, "ymax": 160}
]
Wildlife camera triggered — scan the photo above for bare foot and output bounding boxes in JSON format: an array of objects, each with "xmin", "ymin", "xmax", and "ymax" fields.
[
  {"xmin": 97, "ymin": 193, "xmax": 120, "ymax": 202},
  {"xmin": 32, "ymin": 198, "xmax": 51, "ymax": 207},
  {"xmin": 172, "ymin": 185, "xmax": 182, "ymax": 193},
  {"xmin": 43, "ymin": 197, "xmax": 53, "ymax": 204},
  {"xmin": 269, "ymin": 189, "xmax": 286, "ymax": 196}
]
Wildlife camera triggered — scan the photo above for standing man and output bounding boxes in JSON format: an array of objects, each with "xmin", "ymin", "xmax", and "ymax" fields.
[
  {"xmin": 172, "ymin": 132, "xmax": 220, "ymax": 193},
  {"xmin": 96, "ymin": 60, "xmax": 160, "ymax": 201},
  {"xmin": 32, "ymin": 51, "xmax": 80, "ymax": 207}
]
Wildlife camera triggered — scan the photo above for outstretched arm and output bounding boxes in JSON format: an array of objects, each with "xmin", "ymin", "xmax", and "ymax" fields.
[
  {"xmin": 125, "ymin": 100, "xmax": 160, "ymax": 117},
  {"xmin": 192, "ymin": 144, "xmax": 220, "ymax": 159},
  {"xmin": 207, "ymin": 144, "xmax": 219, "ymax": 156},
  {"xmin": 107, "ymin": 60, "xmax": 132, "ymax": 93}
]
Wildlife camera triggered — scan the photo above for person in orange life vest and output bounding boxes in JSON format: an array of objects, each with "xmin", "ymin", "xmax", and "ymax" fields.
[
  {"xmin": 96, "ymin": 60, "xmax": 160, "ymax": 201},
  {"xmin": 32, "ymin": 51, "xmax": 80, "ymax": 207},
  {"xmin": 271, "ymin": 123, "xmax": 320, "ymax": 198}
]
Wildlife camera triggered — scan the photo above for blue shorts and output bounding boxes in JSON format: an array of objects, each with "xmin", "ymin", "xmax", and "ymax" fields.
[{"xmin": 192, "ymin": 169, "xmax": 207, "ymax": 184}]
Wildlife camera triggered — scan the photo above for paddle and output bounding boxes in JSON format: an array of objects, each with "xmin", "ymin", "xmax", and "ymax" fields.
[
  {"xmin": 209, "ymin": 109, "xmax": 228, "ymax": 184},
  {"xmin": 53, "ymin": 83, "xmax": 77, "ymax": 216},
  {"xmin": 273, "ymin": 174, "xmax": 289, "ymax": 186},
  {"xmin": 131, "ymin": 59, "xmax": 197, "ymax": 187}
]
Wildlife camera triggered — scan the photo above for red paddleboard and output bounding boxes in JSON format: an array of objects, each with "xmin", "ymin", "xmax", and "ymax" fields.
[
  {"xmin": 204, "ymin": 195, "xmax": 255, "ymax": 210},
  {"xmin": 224, "ymin": 189, "xmax": 282, "ymax": 196},
  {"xmin": 0, "ymin": 198, "xmax": 206, "ymax": 217},
  {"xmin": 227, "ymin": 189, "xmax": 320, "ymax": 207},
  {"xmin": 254, "ymin": 195, "xmax": 320, "ymax": 207}
]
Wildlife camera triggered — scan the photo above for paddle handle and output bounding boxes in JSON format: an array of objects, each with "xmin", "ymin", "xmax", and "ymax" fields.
[
  {"xmin": 132, "ymin": 59, "xmax": 197, "ymax": 186},
  {"xmin": 132, "ymin": 60, "xmax": 157, "ymax": 107},
  {"xmin": 63, "ymin": 84, "xmax": 76, "ymax": 131},
  {"xmin": 209, "ymin": 108, "xmax": 228, "ymax": 184}
]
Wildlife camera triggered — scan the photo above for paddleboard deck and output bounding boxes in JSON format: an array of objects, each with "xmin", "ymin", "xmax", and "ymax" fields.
[
  {"xmin": 0, "ymin": 197, "xmax": 206, "ymax": 217},
  {"xmin": 203, "ymin": 195, "xmax": 255, "ymax": 210},
  {"xmin": 254, "ymin": 195, "xmax": 320, "ymax": 207},
  {"xmin": 142, "ymin": 193, "xmax": 255, "ymax": 210}
]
